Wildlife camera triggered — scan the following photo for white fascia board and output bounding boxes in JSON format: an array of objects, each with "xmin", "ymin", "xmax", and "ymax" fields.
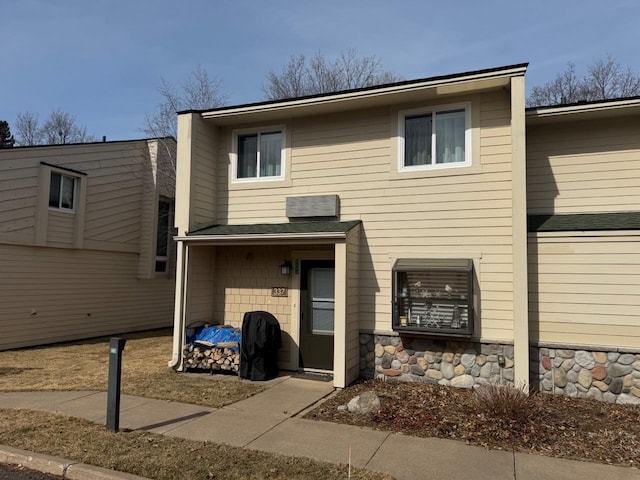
[
  {"xmin": 201, "ymin": 66, "xmax": 527, "ymax": 120},
  {"xmin": 174, "ymin": 232, "xmax": 349, "ymax": 243}
]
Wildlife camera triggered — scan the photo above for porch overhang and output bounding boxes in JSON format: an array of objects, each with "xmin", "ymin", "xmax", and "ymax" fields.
[{"xmin": 175, "ymin": 220, "xmax": 362, "ymax": 245}]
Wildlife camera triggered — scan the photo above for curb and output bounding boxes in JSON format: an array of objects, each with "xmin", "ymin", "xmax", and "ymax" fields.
[{"xmin": 0, "ymin": 445, "xmax": 148, "ymax": 480}]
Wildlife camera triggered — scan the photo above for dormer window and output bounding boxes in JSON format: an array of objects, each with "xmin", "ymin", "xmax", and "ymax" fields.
[{"xmin": 49, "ymin": 172, "xmax": 76, "ymax": 211}]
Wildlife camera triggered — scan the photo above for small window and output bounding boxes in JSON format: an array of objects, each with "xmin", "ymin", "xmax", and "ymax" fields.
[
  {"xmin": 393, "ymin": 259, "xmax": 474, "ymax": 336},
  {"xmin": 234, "ymin": 128, "xmax": 284, "ymax": 181},
  {"xmin": 155, "ymin": 197, "xmax": 173, "ymax": 273},
  {"xmin": 399, "ymin": 105, "xmax": 470, "ymax": 171},
  {"xmin": 49, "ymin": 172, "xmax": 76, "ymax": 210}
]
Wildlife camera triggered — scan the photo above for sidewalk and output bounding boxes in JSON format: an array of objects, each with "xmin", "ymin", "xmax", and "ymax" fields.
[{"xmin": 1, "ymin": 377, "xmax": 638, "ymax": 480}]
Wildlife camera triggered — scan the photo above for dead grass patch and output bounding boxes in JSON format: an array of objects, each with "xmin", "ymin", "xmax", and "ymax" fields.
[
  {"xmin": 0, "ymin": 329, "xmax": 260, "ymax": 408},
  {"xmin": 0, "ymin": 409, "xmax": 392, "ymax": 480}
]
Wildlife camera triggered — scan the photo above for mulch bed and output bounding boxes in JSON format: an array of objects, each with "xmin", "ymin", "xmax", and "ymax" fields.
[{"xmin": 305, "ymin": 379, "xmax": 640, "ymax": 468}]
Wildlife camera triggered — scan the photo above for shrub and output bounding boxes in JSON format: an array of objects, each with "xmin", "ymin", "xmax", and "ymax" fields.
[{"xmin": 470, "ymin": 383, "xmax": 538, "ymax": 423}]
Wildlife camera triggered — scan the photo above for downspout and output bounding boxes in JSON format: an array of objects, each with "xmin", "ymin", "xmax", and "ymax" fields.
[{"xmin": 168, "ymin": 240, "xmax": 188, "ymax": 370}]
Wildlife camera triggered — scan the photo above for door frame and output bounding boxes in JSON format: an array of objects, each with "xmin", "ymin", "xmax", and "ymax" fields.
[{"xmin": 290, "ymin": 250, "xmax": 334, "ymax": 372}]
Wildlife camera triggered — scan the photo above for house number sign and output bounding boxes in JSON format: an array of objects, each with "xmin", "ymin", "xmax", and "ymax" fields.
[{"xmin": 271, "ymin": 287, "xmax": 288, "ymax": 297}]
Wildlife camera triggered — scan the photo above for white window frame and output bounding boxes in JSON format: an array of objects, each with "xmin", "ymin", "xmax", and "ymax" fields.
[
  {"xmin": 48, "ymin": 171, "xmax": 78, "ymax": 212},
  {"xmin": 398, "ymin": 102, "xmax": 472, "ymax": 172},
  {"xmin": 231, "ymin": 126, "xmax": 286, "ymax": 183}
]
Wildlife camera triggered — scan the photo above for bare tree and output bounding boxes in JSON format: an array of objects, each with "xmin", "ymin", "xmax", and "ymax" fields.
[
  {"xmin": 14, "ymin": 110, "xmax": 94, "ymax": 145},
  {"xmin": 263, "ymin": 48, "xmax": 403, "ymax": 100},
  {"xmin": 528, "ymin": 55, "xmax": 640, "ymax": 107},
  {"xmin": 14, "ymin": 111, "xmax": 42, "ymax": 146},
  {"xmin": 40, "ymin": 109, "xmax": 94, "ymax": 144},
  {"xmin": 143, "ymin": 65, "xmax": 226, "ymax": 181},
  {"xmin": 144, "ymin": 65, "xmax": 225, "ymax": 140}
]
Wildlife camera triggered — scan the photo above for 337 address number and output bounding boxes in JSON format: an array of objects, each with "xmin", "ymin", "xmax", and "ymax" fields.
[{"xmin": 271, "ymin": 287, "xmax": 288, "ymax": 297}]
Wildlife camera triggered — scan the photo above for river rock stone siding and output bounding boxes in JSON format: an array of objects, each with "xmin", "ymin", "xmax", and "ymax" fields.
[
  {"xmin": 360, "ymin": 333, "xmax": 514, "ymax": 388},
  {"xmin": 530, "ymin": 347, "xmax": 640, "ymax": 405}
]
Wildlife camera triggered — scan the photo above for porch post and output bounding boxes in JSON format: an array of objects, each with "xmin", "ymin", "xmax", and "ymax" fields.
[
  {"xmin": 333, "ymin": 242, "xmax": 347, "ymax": 388},
  {"xmin": 511, "ymin": 74, "xmax": 530, "ymax": 388}
]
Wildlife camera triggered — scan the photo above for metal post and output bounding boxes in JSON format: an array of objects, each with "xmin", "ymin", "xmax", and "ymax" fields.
[{"xmin": 106, "ymin": 337, "xmax": 126, "ymax": 432}]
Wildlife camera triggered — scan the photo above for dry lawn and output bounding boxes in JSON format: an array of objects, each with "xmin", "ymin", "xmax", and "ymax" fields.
[
  {"xmin": 0, "ymin": 409, "xmax": 392, "ymax": 480},
  {"xmin": 0, "ymin": 329, "xmax": 260, "ymax": 408}
]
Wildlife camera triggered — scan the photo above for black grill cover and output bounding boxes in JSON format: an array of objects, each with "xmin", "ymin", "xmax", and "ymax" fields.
[{"xmin": 239, "ymin": 311, "xmax": 282, "ymax": 381}]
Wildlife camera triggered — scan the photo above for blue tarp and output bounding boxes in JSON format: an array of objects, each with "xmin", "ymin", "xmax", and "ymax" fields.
[{"xmin": 188, "ymin": 325, "xmax": 241, "ymax": 352}]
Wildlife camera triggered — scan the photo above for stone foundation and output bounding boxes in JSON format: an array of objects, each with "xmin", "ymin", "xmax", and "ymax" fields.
[
  {"xmin": 359, "ymin": 333, "xmax": 640, "ymax": 404},
  {"xmin": 530, "ymin": 347, "xmax": 640, "ymax": 404},
  {"xmin": 360, "ymin": 333, "xmax": 514, "ymax": 388}
]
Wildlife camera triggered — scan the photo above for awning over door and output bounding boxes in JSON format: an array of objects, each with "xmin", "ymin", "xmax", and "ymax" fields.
[{"xmin": 176, "ymin": 220, "xmax": 361, "ymax": 244}]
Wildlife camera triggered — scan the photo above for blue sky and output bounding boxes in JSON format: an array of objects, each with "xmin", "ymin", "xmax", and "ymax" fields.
[{"xmin": 3, "ymin": 0, "xmax": 639, "ymax": 141}]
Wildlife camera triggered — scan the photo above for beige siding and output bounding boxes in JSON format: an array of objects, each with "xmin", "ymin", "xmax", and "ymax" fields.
[
  {"xmin": 528, "ymin": 234, "xmax": 640, "ymax": 348},
  {"xmin": 527, "ymin": 116, "xmax": 640, "ymax": 214},
  {"xmin": 208, "ymin": 90, "xmax": 516, "ymax": 341},
  {"xmin": 0, "ymin": 140, "xmax": 177, "ymax": 349},
  {"xmin": 0, "ymin": 158, "xmax": 38, "ymax": 241},
  {"xmin": 191, "ymin": 120, "xmax": 218, "ymax": 230},
  {"xmin": 345, "ymin": 226, "xmax": 361, "ymax": 384},
  {"xmin": 0, "ymin": 244, "xmax": 174, "ymax": 350},
  {"xmin": 46, "ymin": 210, "xmax": 74, "ymax": 247}
]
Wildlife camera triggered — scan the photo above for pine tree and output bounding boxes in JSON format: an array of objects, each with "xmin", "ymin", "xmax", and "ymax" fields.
[{"xmin": 0, "ymin": 120, "xmax": 15, "ymax": 148}]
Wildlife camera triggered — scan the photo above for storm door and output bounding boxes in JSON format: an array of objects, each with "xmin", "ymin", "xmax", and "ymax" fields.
[{"xmin": 299, "ymin": 260, "xmax": 335, "ymax": 370}]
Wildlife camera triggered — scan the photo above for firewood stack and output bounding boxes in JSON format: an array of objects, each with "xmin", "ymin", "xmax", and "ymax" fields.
[{"xmin": 182, "ymin": 341, "xmax": 240, "ymax": 373}]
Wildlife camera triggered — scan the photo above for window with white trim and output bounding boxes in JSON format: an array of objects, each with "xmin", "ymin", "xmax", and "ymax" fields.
[
  {"xmin": 233, "ymin": 128, "xmax": 284, "ymax": 181},
  {"xmin": 49, "ymin": 172, "xmax": 76, "ymax": 210},
  {"xmin": 398, "ymin": 104, "xmax": 471, "ymax": 171}
]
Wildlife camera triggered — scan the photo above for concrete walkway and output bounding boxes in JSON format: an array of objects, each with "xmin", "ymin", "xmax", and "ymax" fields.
[{"xmin": 1, "ymin": 377, "xmax": 638, "ymax": 480}]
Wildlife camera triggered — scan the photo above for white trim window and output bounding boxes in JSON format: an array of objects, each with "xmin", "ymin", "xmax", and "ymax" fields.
[
  {"xmin": 398, "ymin": 103, "xmax": 471, "ymax": 171},
  {"xmin": 232, "ymin": 127, "xmax": 285, "ymax": 182},
  {"xmin": 49, "ymin": 172, "xmax": 77, "ymax": 210}
]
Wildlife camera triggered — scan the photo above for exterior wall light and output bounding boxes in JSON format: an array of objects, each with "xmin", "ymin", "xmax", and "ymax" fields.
[{"xmin": 280, "ymin": 260, "xmax": 292, "ymax": 276}]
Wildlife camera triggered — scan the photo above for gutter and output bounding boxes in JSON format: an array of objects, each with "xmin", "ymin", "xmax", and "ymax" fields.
[{"xmin": 175, "ymin": 231, "xmax": 350, "ymax": 243}]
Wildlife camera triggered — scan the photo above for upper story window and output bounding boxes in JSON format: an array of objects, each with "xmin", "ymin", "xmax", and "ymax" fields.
[
  {"xmin": 233, "ymin": 127, "xmax": 284, "ymax": 182},
  {"xmin": 49, "ymin": 172, "xmax": 76, "ymax": 210},
  {"xmin": 398, "ymin": 104, "xmax": 471, "ymax": 172}
]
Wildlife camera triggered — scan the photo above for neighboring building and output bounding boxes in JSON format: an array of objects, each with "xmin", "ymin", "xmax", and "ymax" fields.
[
  {"xmin": 169, "ymin": 63, "xmax": 640, "ymax": 403},
  {"xmin": 0, "ymin": 138, "xmax": 176, "ymax": 350}
]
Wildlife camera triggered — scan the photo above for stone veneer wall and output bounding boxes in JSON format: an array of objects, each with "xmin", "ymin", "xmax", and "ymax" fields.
[
  {"xmin": 530, "ymin": 347, "xmax": 640, "ymax": 405},
  {"xmin": 359, "ymin": 333, "xmax": 640, "ymax": 404},
  {"xmin": 360, "ymin": 333, "xmax": 515, "ymax": 388}
]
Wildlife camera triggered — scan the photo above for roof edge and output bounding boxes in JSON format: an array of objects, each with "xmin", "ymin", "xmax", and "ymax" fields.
[
  {"xmin": 526, "ymin": 96, "xmax": 640, "ymax": 120},
  {"xmin": 5, "ymin": 136, "xmax": 176, "ymax": 151},
  {"xmin": 180, "ymin": 63, "xmax": 528, "ymax": 117}
]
